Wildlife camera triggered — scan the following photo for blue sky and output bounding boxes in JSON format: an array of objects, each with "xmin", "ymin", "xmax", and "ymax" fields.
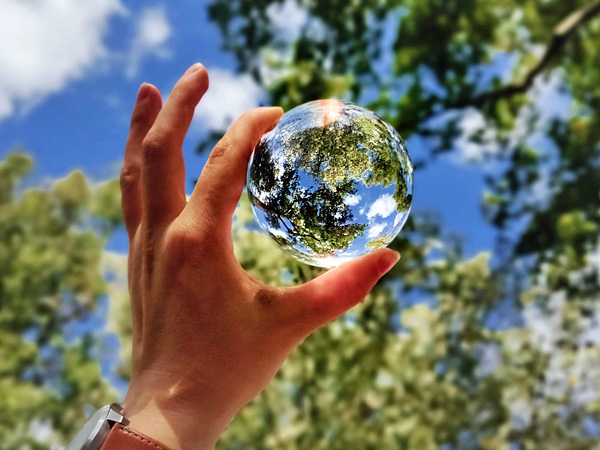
[{"xmin": 0, "ymin": 0, "xmax": 496, "ymax": 257}]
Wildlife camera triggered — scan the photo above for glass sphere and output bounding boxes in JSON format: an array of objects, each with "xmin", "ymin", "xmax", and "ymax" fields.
[{"xmin": 247, "ymin": 99, "xmax": 413, "ymax": 268}]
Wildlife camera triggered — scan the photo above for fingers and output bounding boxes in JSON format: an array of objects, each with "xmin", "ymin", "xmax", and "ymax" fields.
[
  {"xmin": 187, "ymin": 107, "xmax": 284, "ymax": 235},
  {"xmin": 121, "ymin": 83, "xmax": 162, "ymax": 237},
  {"xmin": 288, "ymin": 248, "xmax": 400, "ymax": 334},
  {"xmin": 141, "ymin": 63, "xmax": 209, "ymax": 226}
]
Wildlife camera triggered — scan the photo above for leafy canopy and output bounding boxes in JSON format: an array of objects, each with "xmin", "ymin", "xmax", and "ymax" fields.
[{"xmin": 3, "ymin": 0, "xmax": 600, "ymax": 448}]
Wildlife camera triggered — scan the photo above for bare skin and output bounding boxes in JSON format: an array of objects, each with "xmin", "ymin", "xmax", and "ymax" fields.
[{"xmin": 119, "ymin": 63, "xmax": 400, "ymax": 450}]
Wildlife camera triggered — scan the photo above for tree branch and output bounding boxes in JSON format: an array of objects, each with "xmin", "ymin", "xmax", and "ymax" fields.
[{"xmin": 449, "ymin": 0, "xmax": 600, "ymax": 109}]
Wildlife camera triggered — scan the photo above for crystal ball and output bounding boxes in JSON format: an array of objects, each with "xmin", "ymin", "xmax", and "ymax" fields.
[{"xmin": 246, "ymin": 99, "xmax": 413, "ymax": 268}]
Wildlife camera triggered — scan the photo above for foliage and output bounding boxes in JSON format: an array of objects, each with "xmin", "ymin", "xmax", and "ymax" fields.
[
  {"xmin": 3, "ymin": 0, "xmax": 600, "ymax": 449},
  {"xmin": 0, "ymin": 154, "xmax": 121, "ymax": 448},
  {"xmin": 219, "ymin": 194, "xmax": 600, "ymax": 449},
  {"xmin": 205, "ymin": 0, "xmax": 600, "ymax": 448}
]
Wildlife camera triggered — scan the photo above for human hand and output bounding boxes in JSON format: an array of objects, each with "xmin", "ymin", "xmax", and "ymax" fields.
[{"xmin": 119, "ymin": 63, "xmax": 400, "ymax": 450}]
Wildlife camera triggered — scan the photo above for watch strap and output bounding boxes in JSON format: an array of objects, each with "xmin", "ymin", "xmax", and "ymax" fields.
[{"xmin": 100, "ymin": 423, "xmax": 171, "ymax": 450}]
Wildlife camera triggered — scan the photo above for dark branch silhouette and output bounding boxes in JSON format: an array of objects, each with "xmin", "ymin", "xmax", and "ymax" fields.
[{"xmin": 449, "ymin": 0, "xmax": 600, "ymax": 109}]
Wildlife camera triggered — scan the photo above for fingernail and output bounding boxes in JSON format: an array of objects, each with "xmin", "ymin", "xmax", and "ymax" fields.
[
  {"xmin": 136, "ymin": 83, "xmax": 151, "ymax": 103},
  {"xmin": 183, "ymin": 63, "xmax": 204, "ymax": 77},
  {"xmin": 377, "ymin": 250, "xmax": 400, "ymax": 276}
]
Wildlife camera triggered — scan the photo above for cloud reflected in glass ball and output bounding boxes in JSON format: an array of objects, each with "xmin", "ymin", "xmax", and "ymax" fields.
[{"xmin": 247, "ymin": 99, "xmax": 413, "ymax": 268}]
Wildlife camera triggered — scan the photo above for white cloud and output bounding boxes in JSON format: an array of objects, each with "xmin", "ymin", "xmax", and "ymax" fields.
[
  {"xmin": 194, "ymin": 67, "xmax": 264, "ymax": 131},
  {"xmin": 0, "ymin": 0, "xmax": 125, "ymax": 120},
  {"xmin": 368, "ymin": 223, "xmax": 386, "ymax": 238},
  {"xmin": 344, "ymin": 194, "xmax": 362, "ymax": 206},
  {"xmin": 366, "ymin": 194, "xmax": 396, "ymax": 219},
  {"xmin": 126, "ymin": 6, "xmax": 172, "ymax": 79}
]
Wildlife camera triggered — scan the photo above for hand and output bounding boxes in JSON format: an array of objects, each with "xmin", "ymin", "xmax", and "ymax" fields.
[{"xmin": 119, "ymin": 63, "xmax": 400, "ymax": 450}]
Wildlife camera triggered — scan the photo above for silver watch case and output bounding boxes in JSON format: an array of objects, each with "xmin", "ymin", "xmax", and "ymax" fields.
[{"xmin": 67, "ymin": 403, "xmax": 129, "ymax": 450}]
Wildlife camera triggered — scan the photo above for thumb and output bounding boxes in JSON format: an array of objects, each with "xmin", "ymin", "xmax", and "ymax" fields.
[{"xmin": 289, "ymin": 248, "xmax": 400, "ymax": 333}]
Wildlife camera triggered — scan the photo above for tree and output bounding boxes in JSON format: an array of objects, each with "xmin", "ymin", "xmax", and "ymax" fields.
[
  {"xmin": 4, "ymin": 1, "xmax": 600, "ymax": 448},
  {"xmin": 203, "ymin": 0, "xmax": 600, "ymax": 448},
  {"xmin": 0, "ymin": 153, "xmax": 121, "ymax": 449}
]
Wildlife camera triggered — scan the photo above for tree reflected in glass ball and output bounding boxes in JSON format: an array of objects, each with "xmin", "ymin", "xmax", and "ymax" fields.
[{"xmin": 247, "ymin": 100, "xmax": 413, "ymax": 268}]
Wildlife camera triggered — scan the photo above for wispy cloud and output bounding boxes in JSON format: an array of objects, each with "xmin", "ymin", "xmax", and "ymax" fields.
[{"xmin": 125, "ymin": 6, "xmax": 172, "ymax": 79}]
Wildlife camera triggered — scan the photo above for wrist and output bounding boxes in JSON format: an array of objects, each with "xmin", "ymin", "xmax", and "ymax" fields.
[
  {"xmin": 123, "ymin": 403, "xmax": 225, "ymax": 450},
  {"xmin": 122, "ymin": 374, "xmax": 236, "ymax": 450}
]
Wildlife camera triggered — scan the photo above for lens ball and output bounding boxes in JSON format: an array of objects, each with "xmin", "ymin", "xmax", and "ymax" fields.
[{"xmin": 247, "ymin": 100, "xmax": 413, "ymax": 268}]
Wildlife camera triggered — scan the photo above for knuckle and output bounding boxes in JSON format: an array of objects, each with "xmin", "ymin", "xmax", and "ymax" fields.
[
  {"xmin": 162, "ymin": 226, "xmax": 204, "ymax": 266},
  {"xmin": 141, "ymin": 135, "xmax": 166, "ymax": 163},
  {"xmin": 209, "ymin": 137, "xmax": 234, "ymax": 163},
  {"xmin": 172, "ymin": 82, "xmax": 199, "ymax": 106},
  {"xmin": 130, "ymin": 108, "xmax": 148, "ymax": 129},
  {"xmin": 165, "ymin": 225, "xmax": 199, "ymax": 251},
  {"xmin": 119, "ymin": 164, "xmax": 141, "ymax": 190},
  {"xmin": 165, "ymin": 85, "xmax": 201, "ymax": 123},
  {"xmin": 179, "ymin": 93, "xmax": 200, "ymax": 116}
]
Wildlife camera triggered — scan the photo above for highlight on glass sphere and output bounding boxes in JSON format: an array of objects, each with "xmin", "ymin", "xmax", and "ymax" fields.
[{"xmin": 246, "ymin": 99, "xmax": 413, "ymax": 268}]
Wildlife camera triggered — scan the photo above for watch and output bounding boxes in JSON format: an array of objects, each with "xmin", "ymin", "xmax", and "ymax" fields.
[{"xmin": 66, "ymin": 403, "xmax": 169, "ymax": 450}]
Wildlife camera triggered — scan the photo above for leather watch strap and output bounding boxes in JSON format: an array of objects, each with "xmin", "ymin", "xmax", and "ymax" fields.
[{"xmin": 100, "ymin": 423, "xmax": 171, "ymax": 450}]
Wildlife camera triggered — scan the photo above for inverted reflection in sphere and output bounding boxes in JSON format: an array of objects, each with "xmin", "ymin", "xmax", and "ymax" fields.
[{"xmin": 247, "ymin": 100, "xmax": 413, "ymax": 268}]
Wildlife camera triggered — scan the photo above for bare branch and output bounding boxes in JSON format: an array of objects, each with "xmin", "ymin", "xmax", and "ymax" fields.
[{"xmin": 449, "ymin": 0, "xmax": 600, "ymax": 109}]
